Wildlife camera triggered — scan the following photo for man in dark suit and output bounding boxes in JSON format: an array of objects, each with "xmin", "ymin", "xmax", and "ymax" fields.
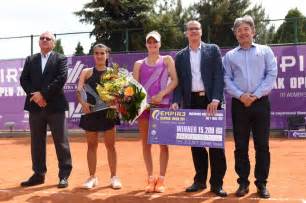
[
  {"xmin": 172, "ymin": 20, "xmax": 227, "ymax": 197},
  {"xmin": 20, "ymin": 31, "xmax": 72, "ymax": 188}
]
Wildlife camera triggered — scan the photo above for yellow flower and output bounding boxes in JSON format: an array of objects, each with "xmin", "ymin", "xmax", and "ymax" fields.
[
  {"xmin": 124, "ymin": 86, "xmax": 134, "ymax": 97},
  {"xmin": 104, "ymin": 83, "xmax": 113, "ymax": 91},
  {"xmin": 103, "ymin": 73, "xmax": 112, "ymax": 80},
  {"xmin": 100, "ymin": 94, "xmax": 115, "ymax": 102}
]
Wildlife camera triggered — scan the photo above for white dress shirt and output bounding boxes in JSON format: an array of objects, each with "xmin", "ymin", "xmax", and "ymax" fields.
[
  {"xmin": 189, "ymin": 45, "xmax": 205, "ymax": 92},
  {"xmin": 41, "ymin": 51, "xmax": 52, "ymax": 73},
  {"xmin": 189, "ymin": 45, "xmax": 220, "ymax": 103}
]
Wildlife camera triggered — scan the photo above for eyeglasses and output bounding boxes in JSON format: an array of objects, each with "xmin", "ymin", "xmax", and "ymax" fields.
[
  {"xmin": 39, "ymin": 37, "xmax": 52, "ymax": 41},
  {"xmin": 187, "ymin": 27, "xmax": 201, "ymax": 31}
]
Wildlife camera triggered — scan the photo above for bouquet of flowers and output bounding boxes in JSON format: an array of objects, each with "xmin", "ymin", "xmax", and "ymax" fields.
[
  {"xmin": 96, "ymin": 63, "xmax": 148, "ymax": 123},
  {"xmin": 118, "ymin": 77, "xmax": 147, "ymax": 123}
]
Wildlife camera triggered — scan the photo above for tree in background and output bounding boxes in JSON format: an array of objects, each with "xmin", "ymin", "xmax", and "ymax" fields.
[
  {"xmin": 261, "ymin": 25, "xmax": 276, "ymax": 44},
  {"xmin": 75, "ymin": 0, "xmax": 156, "ymax": 51},
  {"xmin": 195, "ymin": 0, "xmax": 272, "ymax": 47},
  {"xmin": 143, "ymin": 0, "xmax": 187, "ymax": 50},
  {"xmin": 246, "ymin": 3, "xmax": 275, "ymax": 44},
  {"xmin": 53, "ymin": 39, "xmax": 64, "ymax": 54},
  {"xmin": 76, "ymin": 0, "xmax": 306, "ymax": 50},
  {"xmin": 74, "ymin": 42, "xmax": 85, "ymax": 56},
  {"xmin": 75, "ymin": 0, "xmax": 195, "ymax": 51},
  {"xmin": 273, "ymin": 8, "xmax": 306, "ymax": 44}
]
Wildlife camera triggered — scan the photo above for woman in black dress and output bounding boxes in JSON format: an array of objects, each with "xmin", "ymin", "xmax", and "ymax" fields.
[{"xmin": 76, "ymin": 44, "xmax": 122, "ymax": 189}]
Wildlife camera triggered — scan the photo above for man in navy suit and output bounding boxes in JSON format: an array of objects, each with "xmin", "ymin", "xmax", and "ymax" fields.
[
  {"xmin": 172, "ymin": 20, "xmax": 227, "ymax": 197},
  {"xmin": 20, "ymin": 31, "xmax": 72, "ymax": 188}
]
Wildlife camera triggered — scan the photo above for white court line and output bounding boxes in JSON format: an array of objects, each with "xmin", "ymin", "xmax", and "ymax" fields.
[
  {"xmin": 38, "ymin": 191, "xmax": 305, "ymax": 202},
  {"xmin": 0, "ymin": 189, "xmax": 305, "ymax": 202}
]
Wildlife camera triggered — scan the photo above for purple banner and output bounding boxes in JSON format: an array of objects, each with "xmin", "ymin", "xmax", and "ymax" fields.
[
  {"xmin": 148, "ymin": 108, "xmax": 225, "ymax": 148},
  {"xmin": 0, "ymin": 58, "xmax": 27, "ymax": 130},
  {"xmin": 0, "ymin": 45, "xmax": 305, "ymax": 131},
  {"xmin": 269, "ymin": 45, "xmax": 306, "ymax": 129},
  {"xmin": 285, "ymin": 130, "xmax": 306, "ymax": 138}
]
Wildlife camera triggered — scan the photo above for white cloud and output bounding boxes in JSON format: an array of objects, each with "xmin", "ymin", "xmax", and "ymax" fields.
[
  {"xmin": 0, "ymin": 0, "xmax": 94, "ymax": 59},
  {"xmin": 252, "ymin": 0, "xmax": 306, "ymax": 19}
]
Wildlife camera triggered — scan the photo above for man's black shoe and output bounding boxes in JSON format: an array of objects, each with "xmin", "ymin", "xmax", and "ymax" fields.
[
  {"xmin": 58, "ymin": 177, "xmax": 68, "ymax": 188},
  {"xmin": 21, "ymin": 174, "xmax": 45, "ymax": 187},
  {"xmin": 235, "ymin": 184, "xmax": 249, "ymax": 197},
  {"xmin": 257, "ymin": 185, "xmax": 270, "ymax": 198},
  {"xmin": 185, "ymin": 182, "xmax": 206, "ymax": 192},
  {"xmin": 211, "ymin": 187, "xmax": 227, "ymax": 197}
]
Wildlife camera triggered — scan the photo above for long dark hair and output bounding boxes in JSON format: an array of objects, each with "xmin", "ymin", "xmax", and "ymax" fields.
[{"xmin": 93, "ymin": 43, "xmax": 111, "ymax": 66}]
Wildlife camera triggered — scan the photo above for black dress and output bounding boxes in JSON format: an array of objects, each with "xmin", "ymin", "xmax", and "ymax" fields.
[{"xmin": 79, "ymin": 68, "xmax": 118, "ymax": 131}]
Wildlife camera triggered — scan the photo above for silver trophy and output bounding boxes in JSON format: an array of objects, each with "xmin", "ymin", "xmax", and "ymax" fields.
[{"xmin": 81, "ymin": 84, "xmax": 110, "ymax": 113}]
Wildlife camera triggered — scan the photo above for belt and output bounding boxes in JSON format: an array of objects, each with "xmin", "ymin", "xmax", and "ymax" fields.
[{"xmin": 191, "ymin": 91, "xmax": 205, "ymax": 97}]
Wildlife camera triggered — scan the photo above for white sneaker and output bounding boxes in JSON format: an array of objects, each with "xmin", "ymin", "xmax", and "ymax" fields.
[
  {"xmin": 110, "ymin": 176, "xmax": 122, "ymax": 189},
  {"xmin": 83, "ymin": 176, "xmax": 98, "ymax": 189}
]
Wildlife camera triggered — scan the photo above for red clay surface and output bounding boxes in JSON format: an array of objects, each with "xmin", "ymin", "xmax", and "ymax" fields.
[{"xmin": 0, "ymin": 134, "xmax": 305, "ymax": 203}]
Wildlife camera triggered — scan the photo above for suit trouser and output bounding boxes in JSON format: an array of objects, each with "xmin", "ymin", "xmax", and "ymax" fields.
[
  {"xmin": 29, "ymin": 110, "xmax": 72, "ymax": 179},
  {"xmin": 231, "ymin": 96, "xmax": 270, "ymax": 187},
  {"xmin": 190, "ymin": 94, "xmax": 227, "ymax": 188}
]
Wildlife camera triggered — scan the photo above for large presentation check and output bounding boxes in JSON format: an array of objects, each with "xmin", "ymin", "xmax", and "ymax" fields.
[{"xmin": 148, "ymin": 108, "xmax": 225, "ymax": 148}]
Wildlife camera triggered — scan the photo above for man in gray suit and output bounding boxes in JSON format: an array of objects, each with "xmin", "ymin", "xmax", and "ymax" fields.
[
  {"xmin": 172, "ymin": 20, "xmax": 227, "ymax": 197},
  {"xmin": 20, "ymin": 31, "xmax": 72, "ymax": 188}
]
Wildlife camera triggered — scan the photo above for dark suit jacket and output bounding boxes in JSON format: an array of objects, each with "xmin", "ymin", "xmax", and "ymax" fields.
[
  {"xmin": 173, "ymin": 42, "xmax": 224, "ymax": 108},
  {"xmin": 20, "ymin": 52, "xmax": 68, "ymax": 113}
]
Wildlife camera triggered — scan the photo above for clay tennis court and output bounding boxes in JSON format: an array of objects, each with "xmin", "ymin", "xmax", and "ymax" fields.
[{"xmin": 0, "ymin": 134, "xmax": 305, "ymax": 203}]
